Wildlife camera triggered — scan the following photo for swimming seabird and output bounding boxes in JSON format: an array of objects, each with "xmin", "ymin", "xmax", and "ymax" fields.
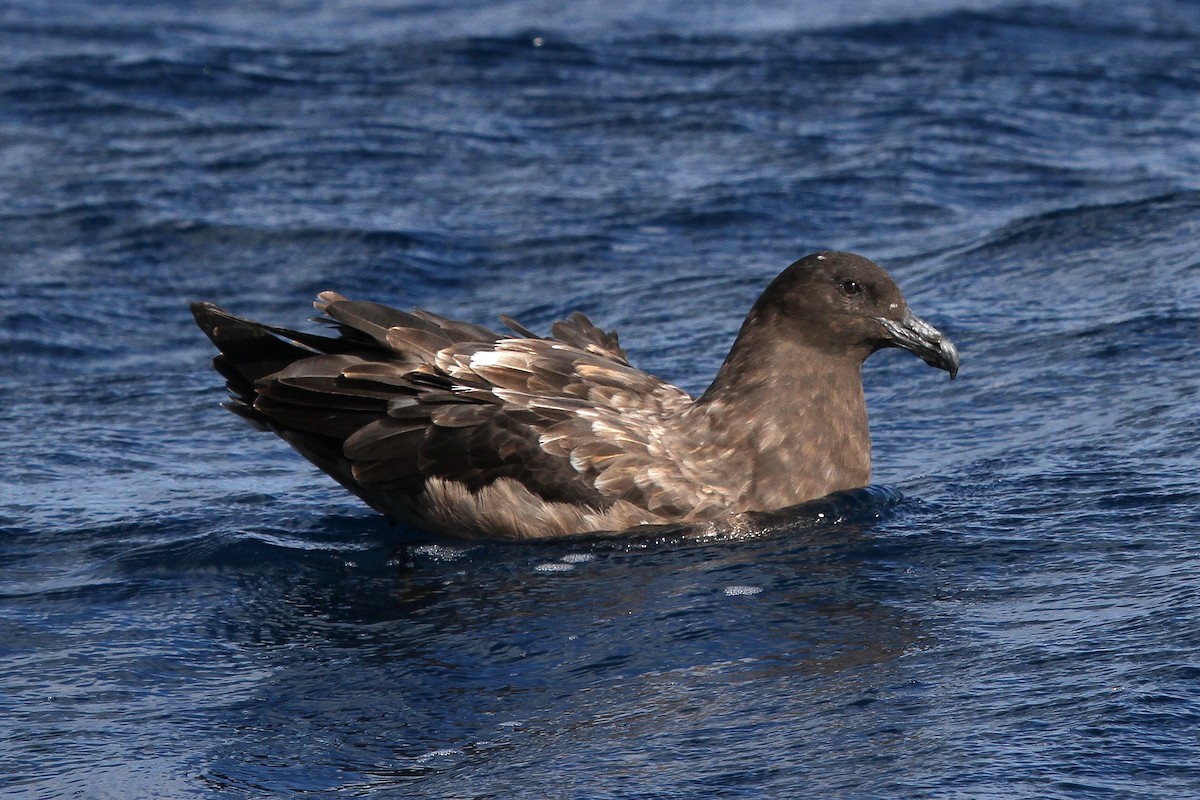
[{"xmin": 191, "ymin": 251, "xmax": 958, "ymax": 539}]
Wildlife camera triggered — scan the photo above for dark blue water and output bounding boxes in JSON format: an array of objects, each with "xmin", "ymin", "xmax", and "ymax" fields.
[{"xmin": 3, "ymin": 1, "xmax": 1200, "ymax": 797}]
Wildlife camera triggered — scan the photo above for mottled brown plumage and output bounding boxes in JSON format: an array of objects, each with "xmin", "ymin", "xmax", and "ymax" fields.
[{"xmin": 191, "ymin": 251, "xmax": 958, "ymax": 540}]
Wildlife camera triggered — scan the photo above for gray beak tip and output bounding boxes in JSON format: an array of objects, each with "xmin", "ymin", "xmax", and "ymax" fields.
[
  {"xmin": 943, "ymin": 339, "xmax": 960, "ymax": 380},
  {"xmin": 878, "ymin": 311, "xmax": 960, "ymax": 379}
]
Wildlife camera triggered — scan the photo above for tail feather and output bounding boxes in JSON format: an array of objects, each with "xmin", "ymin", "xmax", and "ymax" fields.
[
  {"xmin": 190, "ymin": 298, "xmax": 420, "ymax": 520},
  {"xmin": 190, "ymin": 301, "xmax": 319, "ymax": 391}
]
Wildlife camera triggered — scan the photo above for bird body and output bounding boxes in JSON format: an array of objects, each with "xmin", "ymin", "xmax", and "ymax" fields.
[{"xmin": 192, "ymin": 252, "xmax": 958, "ymax": 540}]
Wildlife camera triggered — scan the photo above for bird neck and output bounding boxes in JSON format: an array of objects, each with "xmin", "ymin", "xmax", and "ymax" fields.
[{"xmin": 690, "ymin": 322, "xmax": 872, "ymax": 512}]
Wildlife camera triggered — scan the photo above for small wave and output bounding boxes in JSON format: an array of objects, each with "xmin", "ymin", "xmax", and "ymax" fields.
[
  {"xmin": 956, "ymin": 190, "xmax": 1200, "ymax": 268},
  {"xmin": 519, "ymin": 485, "xmax": 909, "ymax": 547},
  {"xmin": 745, "ymin": 485, "xmax": 908, "ymax": 531}
]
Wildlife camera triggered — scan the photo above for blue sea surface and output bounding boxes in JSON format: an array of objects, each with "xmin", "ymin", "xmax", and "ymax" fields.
[{"xmin": 3, "ymin": 0, "xmax": 1200, "ymax": 797}]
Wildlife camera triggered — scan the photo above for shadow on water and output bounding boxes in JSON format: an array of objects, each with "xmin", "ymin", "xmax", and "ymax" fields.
[{"xmin": 112, "ymin": 486, "xmax": 937, "ymax": 794}]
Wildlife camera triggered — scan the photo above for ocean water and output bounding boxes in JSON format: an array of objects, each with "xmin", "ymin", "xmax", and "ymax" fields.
[{"xmin": 3, "ymin": 0, "xmax": 1200, "ymax": 797}]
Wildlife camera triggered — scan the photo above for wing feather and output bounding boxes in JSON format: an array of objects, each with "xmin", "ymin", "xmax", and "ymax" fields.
[
  {"xmin": 343, "ymin": 418, "xmax": 428, "ymax": 460},
  {"xmin": 550, "ymin": 311, "xmax": 630, "ymax": 364}
]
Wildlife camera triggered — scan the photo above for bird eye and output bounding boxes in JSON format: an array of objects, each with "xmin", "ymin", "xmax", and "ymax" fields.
[{"xmin": 838, "ymin": 280, "xmax": 863, "ymax": 297}]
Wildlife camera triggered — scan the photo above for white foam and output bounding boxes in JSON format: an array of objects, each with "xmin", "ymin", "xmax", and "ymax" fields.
[
  {"xmin": 535, "ymin": 562, "xmax": 575, "ymax": 572},
  {"xmin": 410, "ymin": 544, "xmax": 467, "ymax": 561}
]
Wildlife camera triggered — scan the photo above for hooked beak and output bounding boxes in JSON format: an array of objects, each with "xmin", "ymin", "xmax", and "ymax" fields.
[{"xmin": 877, "ymin": 309, "xmax": 959, "ymax": 379}]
